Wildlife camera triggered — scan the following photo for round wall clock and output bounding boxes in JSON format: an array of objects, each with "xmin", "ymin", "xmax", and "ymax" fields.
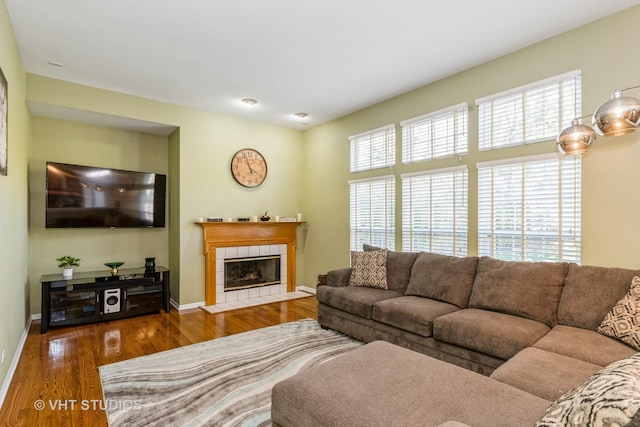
[{"xmin": 231, "ymin": 148, "xmax": 268, "ymax": 188}]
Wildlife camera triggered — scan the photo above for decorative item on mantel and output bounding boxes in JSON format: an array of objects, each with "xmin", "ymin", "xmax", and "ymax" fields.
[
  {"xmin": 260, "ymin": 211, "xmax": 271, "ymax": 222},
  {"xmin": 56, "ymin": 255, "xmax": 81, "ymax": 279},
  {"xmin": 105, "ymin": 261, "xmax": 124, "ymax": 276}
]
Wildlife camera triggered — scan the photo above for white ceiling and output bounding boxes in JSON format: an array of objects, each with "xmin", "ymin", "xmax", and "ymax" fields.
[{"xmin": 5, "ymin": 0, "xmax": 640, "ymax": 131}]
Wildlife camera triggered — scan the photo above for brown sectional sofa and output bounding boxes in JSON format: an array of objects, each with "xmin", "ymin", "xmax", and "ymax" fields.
[{"xmin": 271, "ymin": 248, "xmax": 640, "ymax": 426}]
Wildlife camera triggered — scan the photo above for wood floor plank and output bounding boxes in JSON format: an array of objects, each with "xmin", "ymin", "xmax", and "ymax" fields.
[{"xmin": 0, "ymin": 296, "xmax": 317, "ymax": 427}]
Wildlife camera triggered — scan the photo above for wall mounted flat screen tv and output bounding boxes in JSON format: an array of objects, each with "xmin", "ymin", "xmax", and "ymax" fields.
[{"xmin": 46, "ymin": 162, "xmax": 166, "ymax": 228}]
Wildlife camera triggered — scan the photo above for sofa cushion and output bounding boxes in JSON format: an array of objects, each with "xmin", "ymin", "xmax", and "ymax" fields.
[
  {"xmin": 316, "ymin": 285, "xmax": 402, "ymax": 319},
  {"xmin": 468, "ymin": 257, "xmax": 568, "ymax": 327},
  {"xmin": 405, "ymin": 252, "xmax": 478, "ymax": 308},
  {"xmin": 535, "ymin": 353, "xmax": 640, "ymax": 427},
  {"xmin": 327, "ymin": 267, "xmax": 352, "ymax": 287},
  {"xmin": 557, "ymin": 263, "xmax": 640, "ymax": 330},
  {"xmin": 533, "ymin": 325, "xmax": 635, "ymax": 367},
  {"xmin": 597, "ymin": 276, "xmax": 640, "ymax": 350},
  {"xmin": 433, "ymin": 308, "xmax": 550, "ymax": 360},
  {"xmin": 372, "ymin": 296, "xmax": 460, "ymax": 338},
  {"xmin": 271, "ymin": 341, "xmax": 551, "ymax": 427},
  {"xmin": 364, "ymin": 244, "xmax": 418, "ymax": 294},
  {"xmin": 490, "ymin": 347, "xmax": 602, "ymax": 402},
  {"xmin": 349, "ymin": 250, "xmax": 388, "ymax": 289}
]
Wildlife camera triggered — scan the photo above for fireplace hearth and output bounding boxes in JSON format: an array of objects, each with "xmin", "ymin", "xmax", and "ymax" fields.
[{"xmin": 224, "ymin": 255, "xmax": 281, "ymax": 291}]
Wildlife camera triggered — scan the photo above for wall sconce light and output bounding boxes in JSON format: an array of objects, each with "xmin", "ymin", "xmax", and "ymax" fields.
[{"xmin": 558, "ymin": 85, "xmax": 640, "ymax": 155}]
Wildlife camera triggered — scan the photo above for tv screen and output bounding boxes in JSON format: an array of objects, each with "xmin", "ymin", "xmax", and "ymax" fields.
[{"xmin": 46, "ymin": 162, "xmax": 166, "ymax": 228}]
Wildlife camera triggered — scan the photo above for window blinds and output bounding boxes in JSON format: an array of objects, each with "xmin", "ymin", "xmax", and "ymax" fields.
[
  {"xmin": 477, "ymin": 70, "xmax": 581, "ymax": 150},
  {"xmin": 477, "ymin": 154, "xmax": 581, "ymax": 262},
  {"xmin": 349, "ymin": 124, "xmax": 396, "ymax": 172},
  {"xmin": 401, "ymin": 166, "xmax": 468, "ymax": 256},
  {"xmin": 349, "ymin": 176, "xmax": 396, "ymax": 251},
  {"xmin": 401, "ymin": 103, "xmax": 468, "ymax": 163}
]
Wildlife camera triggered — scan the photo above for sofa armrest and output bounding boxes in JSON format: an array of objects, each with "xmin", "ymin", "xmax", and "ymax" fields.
[{"xmin": 327, "ymin": 268, "xmax": 352, "ymax": 287}]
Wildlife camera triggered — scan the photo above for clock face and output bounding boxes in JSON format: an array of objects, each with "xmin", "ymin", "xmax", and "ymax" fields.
[{"xmin": 231, "ymin": 148, "xmax": 268, "ymax": 187}]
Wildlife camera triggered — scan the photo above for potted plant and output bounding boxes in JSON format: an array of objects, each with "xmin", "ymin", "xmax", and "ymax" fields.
[{"xmin": 56, "ymin": 255, "xmax": 81, "ymax": 279}]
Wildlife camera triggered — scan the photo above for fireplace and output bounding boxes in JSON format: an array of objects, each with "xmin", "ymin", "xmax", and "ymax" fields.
[
  {"xmin": 197, "ymin": 221, "xmax": 303, "ymax": 306},
  {"xmin": 224, "ymin": 255, "xmax": 281, "ymax": 291}
]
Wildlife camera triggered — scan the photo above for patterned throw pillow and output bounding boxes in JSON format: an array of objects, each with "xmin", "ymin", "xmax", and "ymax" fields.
[
  {"xmin": 535, "ymin": 353, "xmax": 640, "ymax": 427},
  {"xmin": 349, "ymin": 250, "xmax": 388, "ymax": 289},
  {"xmin": 597, "ymin": 276, "xmax": 640, "ymax": 350}
]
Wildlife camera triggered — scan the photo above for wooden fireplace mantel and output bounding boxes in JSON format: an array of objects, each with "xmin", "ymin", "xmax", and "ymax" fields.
[{"xmin": 197, "ymin": 221, "xmax": 304, "ymax": 306}]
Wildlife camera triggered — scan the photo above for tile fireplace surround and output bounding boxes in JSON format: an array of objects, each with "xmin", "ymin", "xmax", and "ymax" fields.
[
  {"xmin": 197, "ymin": 221, "xmax": 303, "ymax": 306},
  {"xmin": 215, "ymin": 244, "xmax": 287, "ymax": 304}
]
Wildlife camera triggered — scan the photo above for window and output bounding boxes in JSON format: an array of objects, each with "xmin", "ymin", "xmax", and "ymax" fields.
[
  {"xmin": 349, "ymin": 125, "xmax": 395, "ymax": 172},
  {"xmin": 401, "ymin": 103, "xmax": 468, "ymax": 163},
  {"xmin": 349, "ymin": 176, "xmax": 395, "ymax": 251},
  {"xmin": 402, "ymin": 166, "xmax": 468, "ymax": 256},
  {"xmin": 477, "ymin": 70, "xmax": 581, "ymax": 150},
  {"xmin": 477, "ymin": 154, "xmax": 581, "ymax": 263}
]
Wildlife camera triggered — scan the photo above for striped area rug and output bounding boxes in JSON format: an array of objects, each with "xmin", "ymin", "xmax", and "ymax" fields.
[{"xmin": 99, "ymin": 319, "xmax": 363, "ymax": 426}]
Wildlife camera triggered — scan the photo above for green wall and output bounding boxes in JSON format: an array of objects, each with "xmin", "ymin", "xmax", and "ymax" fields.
[
  {"xmin": 302, "ymin": 5, "xmax": 640, "ymax": 285},
  {"xmin": 0, "ymin": 0, "xmax": 29, "ymax": 393},
  {"xmin": 28, "ymin": 117, "xmax": 170, "ymax": 314},
  {"xmin": 25, "ymin": 75, "xmax": 306, "ymax": 310}
]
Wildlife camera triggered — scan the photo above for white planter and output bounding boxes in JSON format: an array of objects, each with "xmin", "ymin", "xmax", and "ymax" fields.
[{"xmin": 62, "ymin": 268, "xmax": 73, "ymax": 279}]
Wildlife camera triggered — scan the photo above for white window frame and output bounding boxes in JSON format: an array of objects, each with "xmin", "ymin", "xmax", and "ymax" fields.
[
  {"xmin": 476, "ymin": 70, "xmax": 581, "ymax": 150},
  {"xmin": 349, "ymin": 124, "xmax": 396, "ymax": 172},
  {"xmin": 401, "ymin": 103, "xmax": 468, "ymax": 163},
  {"xmin": 349, "ymin": 175, "xmax": 395, "ymax": 251},
  {"xmin": 401, "ymin": 166, "xmax": 468, "ymax": 256},
  {"xmin": 477, "ymin": 153, "xmax": 581, "ymax": 263}
]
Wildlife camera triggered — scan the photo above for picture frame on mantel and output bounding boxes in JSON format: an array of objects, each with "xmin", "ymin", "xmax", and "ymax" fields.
[{"xmin": 0, "ymin": 66, "xmax": 7, "ymax": 176}]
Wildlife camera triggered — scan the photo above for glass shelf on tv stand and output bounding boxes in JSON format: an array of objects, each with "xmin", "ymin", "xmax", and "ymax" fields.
[{"xmin": 40, "ymin": 266, "xmax": 169, "ymax": 284}]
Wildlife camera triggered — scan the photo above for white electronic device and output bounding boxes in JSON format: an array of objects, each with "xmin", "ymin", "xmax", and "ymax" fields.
[{"xmin": 103, "ymin": 288, "xmax": 121, "ymax": 314}]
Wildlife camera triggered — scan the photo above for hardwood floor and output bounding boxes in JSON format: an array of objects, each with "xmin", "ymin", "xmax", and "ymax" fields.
[{"xmin": 0, "ymin": 296, "xmax": 318, "ymax": 427}]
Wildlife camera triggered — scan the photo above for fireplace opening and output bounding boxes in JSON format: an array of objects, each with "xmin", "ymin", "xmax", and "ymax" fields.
[{"xmin": 224, "ymin": 255, "xmax": 281, "ymax": 291}]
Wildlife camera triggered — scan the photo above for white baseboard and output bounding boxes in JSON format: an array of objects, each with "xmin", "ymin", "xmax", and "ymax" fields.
[
  {"xmin": 170, "ymin": 298, "xmax": 205, "ymax": 311},
  {"xmin": 171, "ymin": 288, "xmax": 314, "ymax": 311},
  {"xmin": 0, "ymin": 316, "xmax": 33, "ymax": 410}
]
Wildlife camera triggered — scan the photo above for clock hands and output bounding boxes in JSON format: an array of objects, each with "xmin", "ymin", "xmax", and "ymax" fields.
[{"xmin": 245, "ymin": 157, "xmax": 256, "ymax": 174}]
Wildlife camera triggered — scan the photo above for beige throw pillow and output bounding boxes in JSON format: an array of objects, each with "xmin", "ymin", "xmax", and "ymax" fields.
[
  {"xmin": 349, "ymin": 250, "xmax": 388, "ymax": 289},
  {"xmin": 597, "ymin": 276, "xmax": 640, "ymax": 350}
]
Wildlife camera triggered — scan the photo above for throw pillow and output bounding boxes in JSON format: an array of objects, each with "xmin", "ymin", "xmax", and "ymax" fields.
[
  {"xmin": 363, "ymin": 243, "xmax": 418, "ymax": 294},
  {"xmin": 597, "ymin": 276, "xmax": 640, "ymax": 350},
  {"xmin": 349, "ymin": 250, "xmax": 388, "ymax": 289},
  {"xmin": 535, "ymin": 353, "xmax": 640, "ymax": 427}
]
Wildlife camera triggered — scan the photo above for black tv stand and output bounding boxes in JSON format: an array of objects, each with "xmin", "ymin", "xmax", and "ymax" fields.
[{"xmin": 40, "ymin": 267, "xmax": 170, "ymax": 333}]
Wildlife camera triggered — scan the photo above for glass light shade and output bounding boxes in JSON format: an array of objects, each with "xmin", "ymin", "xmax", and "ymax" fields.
[
  {"xmin": 592, "ymin": 90, "xmax": 640, "ymax": 136},
  {"xmin": 557, "ymin": 119, "xmax": 595, "ymax": 155}
]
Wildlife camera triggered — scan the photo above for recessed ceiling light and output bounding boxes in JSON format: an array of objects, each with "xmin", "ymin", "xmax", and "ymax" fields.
[
  {"xmin": 294, "ymin": 112, "xmax": 308, "ymax": 119},
  {"xmin": 241, "ymin": 98, "xmax": 258, "ymax": 106}
]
